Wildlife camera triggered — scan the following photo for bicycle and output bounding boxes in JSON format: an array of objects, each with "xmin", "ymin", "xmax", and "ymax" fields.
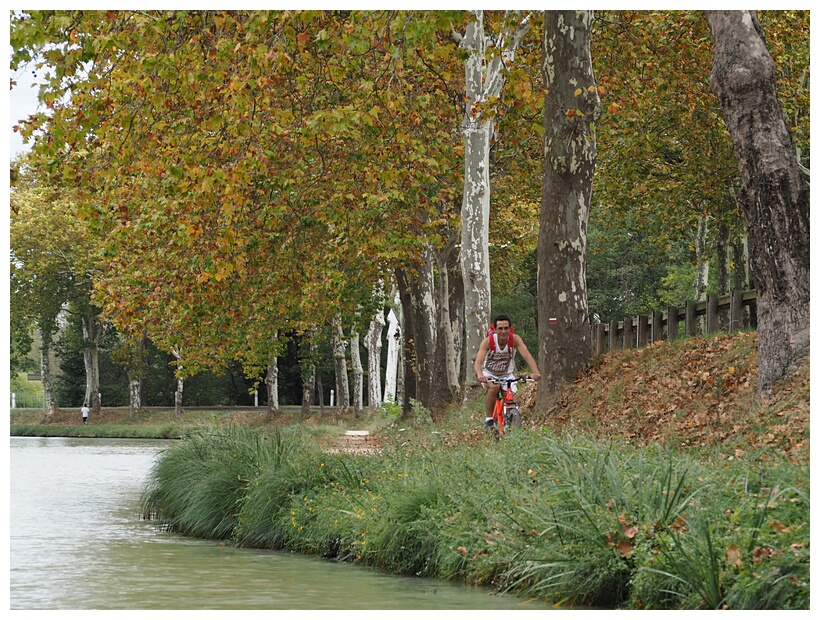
[{"xmin": 483, "ymin": 375, "xmax": 534, "ymax": 438}]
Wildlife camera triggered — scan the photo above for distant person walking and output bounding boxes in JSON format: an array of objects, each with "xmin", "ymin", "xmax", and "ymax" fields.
[{"xmin": 81, "ymin": 404, "xmax": 89, "ymax": 425}]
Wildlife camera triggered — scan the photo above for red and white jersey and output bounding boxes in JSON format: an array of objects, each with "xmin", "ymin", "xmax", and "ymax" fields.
[{"xmin": 482, "ymin": 334, "xmax": 516, "ymax": 376}]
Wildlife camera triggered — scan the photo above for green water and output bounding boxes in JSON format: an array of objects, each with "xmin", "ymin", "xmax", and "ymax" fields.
[{"xmin": 10, "ymin": 437, "xmax": 554, "ymax": 610}]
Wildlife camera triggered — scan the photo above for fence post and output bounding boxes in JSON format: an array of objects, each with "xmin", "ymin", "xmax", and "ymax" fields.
[
  {"xmin": 652, "ymin": 310, "xmax": 665, "ymax": 342},
  {"xmin": 685, "ymin": 300, "xmax": 698, "ymax": 336},
  {"xmin": 730, "ymin": 289, "xmax": 744, "ymax": 332},
  {"xmin": 637, "ymin": 315, "xmax": 649, "ymax": 347},
  {"xmin": 707, "ymin": 295, "xmax": 719, "ymax": 334},
  {"xmin": 596, "ymin": 323, "xmax": 606, "ymax": 354},
  {"xmin": 623, "ymin": 317, "xmax": 634, "ymax": 349},
  {"xmin": 667, "ymin": 306, "xmax": 679, "ymax": 340},
  {"xmin": 609, "ymin": 319, "xmax": 619, "ymax": 351}
]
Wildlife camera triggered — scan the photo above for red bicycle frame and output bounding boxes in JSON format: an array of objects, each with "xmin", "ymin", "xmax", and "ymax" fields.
[{"xmin": 490, "ymin": 377, "xmax": 528, "ymax": 437}]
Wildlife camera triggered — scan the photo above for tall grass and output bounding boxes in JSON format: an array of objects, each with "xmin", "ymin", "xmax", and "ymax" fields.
[{"xmin": 141, "ymin": 426, "xmax": 809, "ymax": 609}]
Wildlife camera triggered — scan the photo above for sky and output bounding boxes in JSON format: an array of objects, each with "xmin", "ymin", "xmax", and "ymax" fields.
[{"xmin": 9, "ymin": 64, "xmax": 42, "ymax": 159}]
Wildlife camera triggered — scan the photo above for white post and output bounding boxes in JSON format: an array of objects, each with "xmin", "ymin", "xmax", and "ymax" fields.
[
  {"xmin": 11, "ymin": 393, "xmax": 16, "ymax": 408},
  {"xmin": 254, "ymin": 389, "xmax": 258, "ymax": 407},
  {"xmin": 330, "ymin": 389, "xmax": 335, "ymax": 408}
]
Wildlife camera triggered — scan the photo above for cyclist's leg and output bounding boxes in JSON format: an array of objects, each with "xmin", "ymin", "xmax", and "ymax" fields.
[{"xmin": 483, "ymin": 376, "xmax": 501, "ymax": 430}]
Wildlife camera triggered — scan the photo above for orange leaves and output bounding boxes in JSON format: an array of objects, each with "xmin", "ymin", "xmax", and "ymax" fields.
[
  {"xmin": 615, "ymin": 540, "xmax": 634, "ymax": 557},
  {"xmin": 619, "ymin": 514, "xmax": 638, "ymax": 539},
  {"xmin": 751, "ymin": 546, "xmax": 776, "ymax": 565},
  {"xmin": 528, "ymin": 332, "xmax": 810, "ymax": 459},
  {"xmin": 297, "ymin": 31, "xmax": 310, "ymax": 46},
  {"xmin": 726, "ymin": 543, "xmax": 742, "ymax": 567}
]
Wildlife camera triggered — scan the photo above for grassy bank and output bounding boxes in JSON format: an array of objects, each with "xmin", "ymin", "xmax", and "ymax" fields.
[
  {"xmin": 9, "ymin": 405, "xmax": 376, "ymax": 445},
  {"xmin": 141, "ymin": 424, "xmax": 809, "ymax": 609},
  {"xmin": 13, "ymin": 332, "xmax": 810, "ymax": 608}
]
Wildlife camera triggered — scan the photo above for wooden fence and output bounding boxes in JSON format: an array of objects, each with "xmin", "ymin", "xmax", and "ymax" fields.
[{"xmin": 591, "ymin": 289, "xmax": 757, "ymax": 354}]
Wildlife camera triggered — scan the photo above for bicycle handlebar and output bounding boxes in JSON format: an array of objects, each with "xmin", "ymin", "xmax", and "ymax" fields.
[{"xmin": 484, "ymin": 375, "xmax": 535, "ymax": 386}]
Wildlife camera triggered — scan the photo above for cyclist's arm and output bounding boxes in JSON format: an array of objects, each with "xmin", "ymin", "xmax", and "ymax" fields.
[
  {"xmin": 513, "ymin": 334, "xmax": 541, "ymax": 381},
  {"xmin": 474, "ymin": 337, "xmax": 491, "ymax": 383}
]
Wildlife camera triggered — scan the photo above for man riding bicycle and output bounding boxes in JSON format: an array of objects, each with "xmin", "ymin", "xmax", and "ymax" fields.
[{"xmin": 474, "ymin": 314, "xmax": 541, "ymax": 431}]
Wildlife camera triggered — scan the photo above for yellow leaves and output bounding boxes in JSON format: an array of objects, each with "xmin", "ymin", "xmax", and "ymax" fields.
[
  {"xmin": 574, "ymin": 88, "xmax": 583, "ymax": 97},
  {"xmin": 213, "ymin": 263, "xmax": 233, "ymax": 281},
  {"xmin": 607, "ymin": 102, "xmax": 622, "ymax": 114}
]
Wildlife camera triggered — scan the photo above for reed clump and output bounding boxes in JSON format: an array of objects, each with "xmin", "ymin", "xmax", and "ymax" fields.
[{"xmin": 141, "ymin": 425, "xmax": 809, "ymax": 609}]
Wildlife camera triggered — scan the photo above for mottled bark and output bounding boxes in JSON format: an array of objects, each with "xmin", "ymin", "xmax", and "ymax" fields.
[
  {"xmin": 383, "ymin": 306, "xmax": 400, "ymax": 404},
  {"xmin": 316, "ymin": 371, "xmax": 325, "ymax": 418},
  {"xmin": 81, "ymin": 305, "xmax": 101, "ymax": 414},
  {"xmin": 447, "ymin": 246, "xmax": 466, "ymax": 396},
  {"xmin": 394, "ymin": 267, "xmax": 417, "ymax": 417},
  {"xmin": 40, "ymin": 327, "xmax": 58, "ymax": 417},
  {"xmin": 301, "ymin": 362, "xmax": 314, "ymax": 418},
  {"xmin": 706, "ymin": 10, "xmax": 810, "ymax": 396},
  {"xmin": 536, "ymin": 11, "xmax": 601, "ymax": 405},
  {"xmin": 331, "ymin": 314, "xmax": 350, "ymax": 413},
  {"xmin": 364, "ymin": 306, "xmax": 385, "ymax": 409},
  {"xmin": 716, "ymin": 221, "xmax": 731, "ymax": 297},
  {"xmin": 732, "ymin": 234, "xmax": 751, "ymax": 291},
  {"xmin": 301, "ymin": 329, "xmax": 317, "ymax": 418},
  {"xmin": 350, "ymin": 329, "xmax": 363, "ymax": 417},
  {"xmin": 172, "ymin": 349, "xmax": 184, "ymax": 418},
  {"xmin": 693, "ymin": 215, "xmax": 710, "ymax": 303},
  {"xmin": 128, "ymin": 376, "xmax": 141, "ymax": 422},
  {"xmin": 395, "ymin": 250, "xmax": 437, "ymax": 413},
  {"xmin": 460, "ymin": 10, "xmax": 531, "ymax": 376},
  {"xmin": 266, "ymin": 355, "xmax": 279, "ymax": 415},
  {"xmin": 434, "ymin": 238, "xmax": 462, "ymax": 405},
  {"xmin": 716, "ymin": 220, "xmax": 732, "ymax": 329}
]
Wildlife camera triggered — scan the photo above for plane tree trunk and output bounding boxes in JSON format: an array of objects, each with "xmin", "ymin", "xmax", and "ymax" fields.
[
  {"xmin": 536, "ymin": 11, "xmax": 601, "ymax": 406},
  {"xmin": 706, "ymin": 10, "xmax": 810, "ymax": 396}
]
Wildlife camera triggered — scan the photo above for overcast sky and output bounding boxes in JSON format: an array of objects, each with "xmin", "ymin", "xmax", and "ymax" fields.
[{"xmin": 9, "ymin": 63, "xmax": 43, "ymax": 159}]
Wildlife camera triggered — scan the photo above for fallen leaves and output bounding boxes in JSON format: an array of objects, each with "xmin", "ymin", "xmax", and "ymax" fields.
[{"xmin": 526, "ymin": 332, "xmax": 809, "ymax": 460}]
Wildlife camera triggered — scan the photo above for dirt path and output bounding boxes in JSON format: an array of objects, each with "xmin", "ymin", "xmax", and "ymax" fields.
[{"xmin": 328, "ymin": 430, "xmax": 382, "ymax": 455}]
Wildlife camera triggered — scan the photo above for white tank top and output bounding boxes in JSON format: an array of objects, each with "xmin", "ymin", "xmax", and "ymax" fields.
[{"xmin": 482, "ymin": 334, "xmax": 516, "ymax": 376}]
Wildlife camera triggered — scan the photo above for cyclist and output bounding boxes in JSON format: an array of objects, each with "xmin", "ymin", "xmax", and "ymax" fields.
[{"xmin": 474, "ymin": 314, "xmax": 541, "ymax": 431}]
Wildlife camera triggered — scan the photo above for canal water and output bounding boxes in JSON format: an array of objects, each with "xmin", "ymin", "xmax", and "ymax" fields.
[{"xmin": 9, "ymin": 436, "xmax": 554, "ymax": 610}]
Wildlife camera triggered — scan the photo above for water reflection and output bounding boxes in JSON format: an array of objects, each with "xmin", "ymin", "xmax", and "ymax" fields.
[{"xmin": 10, "ymin": 437, "xmax": 551, "ymax": 610}]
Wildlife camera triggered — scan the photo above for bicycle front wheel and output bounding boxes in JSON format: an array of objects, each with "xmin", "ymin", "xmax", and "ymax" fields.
[{"xmin": 505, "ymin": 407, "xmax": 521, "ymax": 429}]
